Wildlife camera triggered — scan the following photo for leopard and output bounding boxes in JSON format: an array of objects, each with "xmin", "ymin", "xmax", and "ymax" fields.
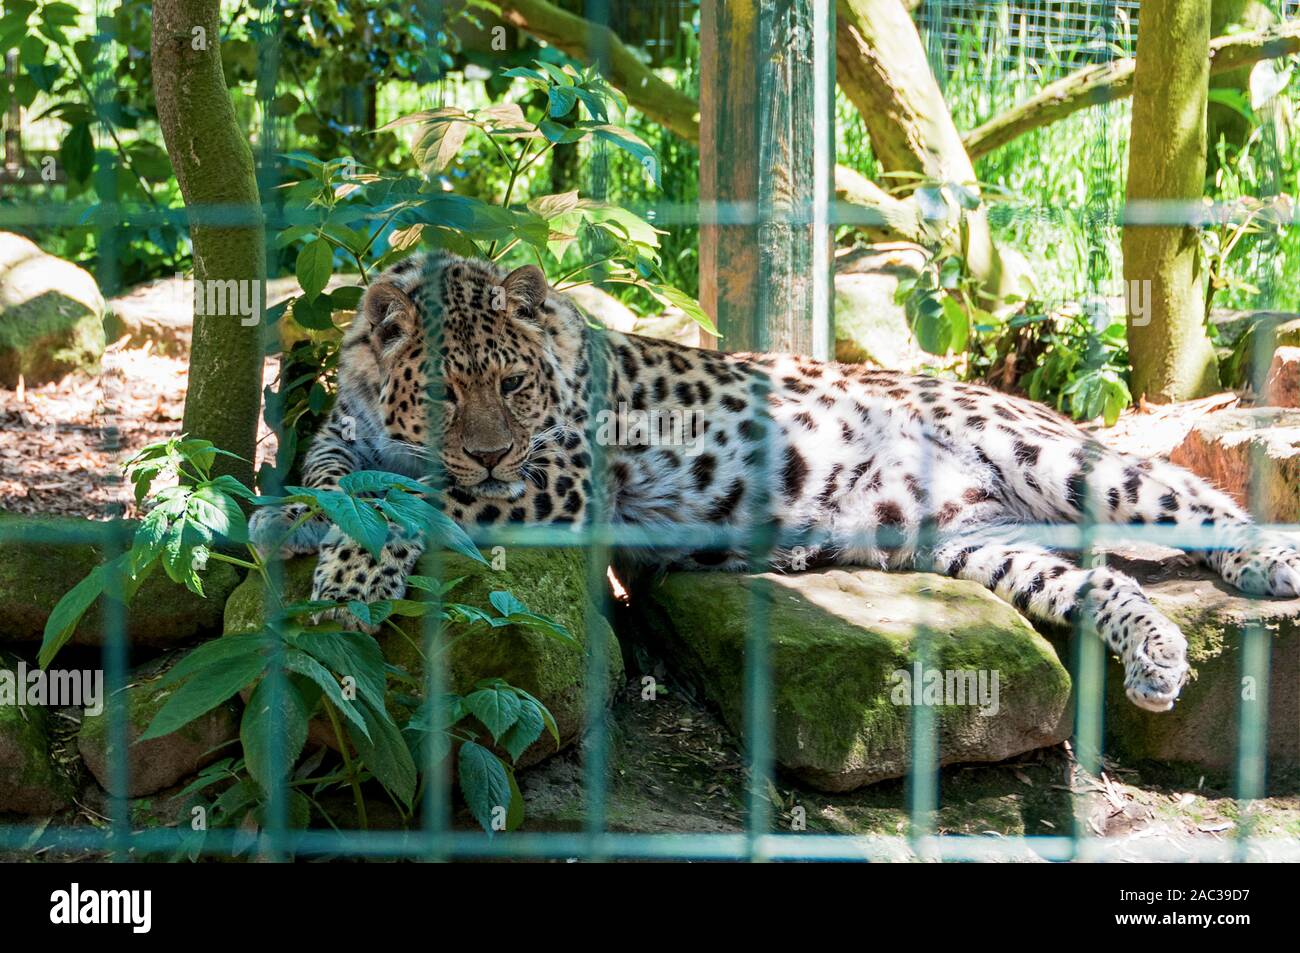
[{"xmin": 251, "ymin": 251, "xmax": 1300, "ymax": 714}]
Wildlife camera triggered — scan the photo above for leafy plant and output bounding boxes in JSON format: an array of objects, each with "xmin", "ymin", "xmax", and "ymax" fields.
[{"xmin": 43, "ymin": 437, "xmax": 576, "ymax": 839}]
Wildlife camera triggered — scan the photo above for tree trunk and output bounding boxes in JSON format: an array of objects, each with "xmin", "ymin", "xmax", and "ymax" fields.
[
  {"xmin": 1123, "ymin": 0, "xmax": 1221, "ymax": 404},
  {"xmin": 963, "ymin": 20, "xmax": 1300, "ymax": 161},
  {"xmin": 835, "ymin": 0, "xmax": 1024, "ymax": 303},
  {"xmin": 152, "ymin": 0, "xmax": 265, "ymax": 487}
]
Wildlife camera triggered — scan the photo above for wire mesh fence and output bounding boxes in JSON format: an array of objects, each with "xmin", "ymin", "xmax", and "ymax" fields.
[{"xmin": 0, "ymin": 0, "xmax": 1297, "ymax": 863}]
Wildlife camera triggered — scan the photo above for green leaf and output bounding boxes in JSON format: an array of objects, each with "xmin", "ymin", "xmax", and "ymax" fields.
[
  {"xmin": 458, "ymin": 741, "xmax": 513, "ymax": 833},
  {"xmin": 59, "ymin": 122, "xmax": 93, "ymax": 182},
  {"xmin": 499, "ymin": 697, "xmax": 545, "ymax": 763},
  {"xmin": 310, "ymin": 490, "xmax": 389, "ymax": 558},
  {"xmin": 241, "ymin": 676, "xmax": 310, "ymax": 788},
  {"xmin": 157, "ymin": 634, "xmax": 266, "ymax": 688},
  {"xmin": 350, "ymin": 696, "xmax": 416, "ymax": 809},
  {"xmin": 413, "ymin": 113, "xmax": 470, "ymax": 173},
  {"xmin": 346, "ymin": 599, "xmax": 392, "ymax": 628},
  {"xmin": 39, "ymin": 562, "xmax": 105, "ymax": 668},
  {"xmin": 140, "ymin": 651, "xmax": 269, "ymax": 742},
  {"xmin": 296, "ymin": 238, "xmax": 333, "ymax": 301},
  {"xmin": 188, "ymin": 484, "xmax": 248, "ymax": 543},
  {"xmin": 547, "ymin": 85, "xmax": 579, "ymax": 118},
  {"xmin": 338, "ymin": 470, "xmax": 427, "ymax": 496},
  {"xmin": 286, "ymin": 630, "xmax": 387, "ymax": 711},
  {"xmin": 463, "ymin": 685, "xmax": 521, "ymax": 743},
  {"xmin": 283, "ymin": 648, "xmax": 370, "ymax": 741}
]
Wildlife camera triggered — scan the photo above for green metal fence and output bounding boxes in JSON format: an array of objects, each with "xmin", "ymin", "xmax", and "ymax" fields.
[{"xmin": 0, "ymin": 0, "xmax": 1296, "ymax": 863}]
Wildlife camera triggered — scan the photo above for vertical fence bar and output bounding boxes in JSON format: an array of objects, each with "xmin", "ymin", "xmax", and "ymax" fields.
[
  {"xmin": 581, "ymin": 0, "xmax": 614, "ymax": 860},
  {"xmin": 89, "ymin": 0, "xmax": 131, "ymax": 862},
  {"xmin": 1234, "ymin": 16, "xmax": 1285, "ymax": 842},
  {"xmin": 416, "ymin": 1, "xmax": 453, "ymax": 864},
  {"xmin": 1070, "ymin": 0, "xmax": 1120, "ymax": 860}
]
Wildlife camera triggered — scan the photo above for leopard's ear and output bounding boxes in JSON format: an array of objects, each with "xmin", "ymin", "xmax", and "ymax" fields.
[
  {"xmin": 501, "ymin": 264, "xmax": 548, "ymax": 320},
  {"xmin": 362, "ymin": 281, "xmax": 418, "ymax": 353}
]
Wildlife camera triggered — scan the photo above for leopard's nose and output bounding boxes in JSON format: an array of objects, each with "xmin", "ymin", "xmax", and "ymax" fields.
[{"xmin": 465, "ymin": 444, "xmax": 512, "ymax": 471}]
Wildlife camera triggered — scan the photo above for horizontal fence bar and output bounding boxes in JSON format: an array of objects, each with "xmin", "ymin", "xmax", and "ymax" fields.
[
  {"xmin": 3, "ymin": 826, "xmax": 1298, "ymax": 862},
  {"xmin": 0, "ymin": 197, "xmax": 1293, "ymax": 233}
]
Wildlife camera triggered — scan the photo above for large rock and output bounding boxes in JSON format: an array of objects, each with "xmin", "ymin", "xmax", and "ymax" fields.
[
  {"xmin": 0, "ymin": 517, "xmax": 240, "ymax": 649},
  {"xmin": 1169, "ymin": 408, "xmax": 1300, "ymax": 521},
  {"xmin": 639, "ymin": 568, "xmax": 1073, "ymax": 792},
  {"xmin": 77, "ymin": 650, "xmax": 240, "ymax": 798},
  {"xmin": 1102, "ymin": 550, "xmax": 1299, "ymax": 773},
  {"xmin": 1265, "ymin": 346, "xmax": 1299, "ymax": 408},
  {"xmin": 0, "ymin": 232, "xmax": 105, "ymax": 386},
  {"xmin": 833, "ymin": 243, "xmax": 930, "ymax": 370},
  {"xmin": 0, "ymin": 651, "xmax": 74, "ymax": 814},
  {"xmin": 224, "ymin": 549, "xmax": 623, "ymax": 770}
]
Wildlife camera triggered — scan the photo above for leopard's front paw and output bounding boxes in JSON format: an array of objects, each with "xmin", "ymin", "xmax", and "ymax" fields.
[
  {"xmin": 249, "ymin": 503, "xmax": 330, "ymax": 558},
  {"xmin": 308, "ymin": 537, "xmax": 415, "ymax": 634},
  {"xmin": 1122, "ymin": 615, "xmax": 1189, "ymax": 713},
  {"xmin": 1216, "ymin": 538, "xmax": 1300, "ymax": 598}
]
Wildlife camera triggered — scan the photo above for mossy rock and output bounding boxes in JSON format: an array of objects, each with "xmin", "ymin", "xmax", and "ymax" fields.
[
  {"xmin": 639, "ymin": 568, "xmax": 1073, "ymax": 792},
  {"xmin": 1224, "ymin": 315, "xmax": 1300, "ymax": 388},
  {"xmin": 224, "ymin": 549, "xmax": 623, "ymax": 769},
  {"xmin": 1103, "ymin": 554, "xmax": 1300, "ymax": 774},
  {"xmin": 0, "ymin": 651, "xmax": 74, "ymax": 814},
  {"xmin": 0, "ymin": 232, "xmax": 105, "ymax": 386},
  {"xmin": 77, "ymin": 649, "xmax": 240, "ymax": 798},
  {"xmin": 0, "ymin": 516, "xmax": 240, "ymax": 650}
]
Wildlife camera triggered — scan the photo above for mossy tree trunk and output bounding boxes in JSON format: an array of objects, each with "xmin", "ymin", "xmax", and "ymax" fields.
[
  {"xmin": 152, "ymin": 0, "xmax": 265, "ymax": 487},
  {"xmin": 1123, "ymin": 0, "xmax": 1221, "ymax": 403}
]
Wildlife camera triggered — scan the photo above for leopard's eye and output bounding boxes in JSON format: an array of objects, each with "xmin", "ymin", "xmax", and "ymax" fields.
[{"xmin": 501, "ymin": 374, "xmax": 526, "ymax": 395}]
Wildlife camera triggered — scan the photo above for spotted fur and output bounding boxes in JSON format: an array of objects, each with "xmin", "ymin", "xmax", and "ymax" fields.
[{"xmin": 251, "ymin": 252, "xmax": 1300, "ymax": 713}]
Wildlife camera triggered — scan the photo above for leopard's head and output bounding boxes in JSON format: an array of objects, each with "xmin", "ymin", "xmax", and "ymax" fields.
[{"xmin": 357, "ymin": 254, "xmax": 574, "ymax": 500}]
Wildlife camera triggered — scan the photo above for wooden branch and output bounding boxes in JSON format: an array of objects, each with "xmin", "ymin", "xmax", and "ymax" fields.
[{"xmin": 964, "ymin": 20, "xmax": 1300, "ymax": 160}]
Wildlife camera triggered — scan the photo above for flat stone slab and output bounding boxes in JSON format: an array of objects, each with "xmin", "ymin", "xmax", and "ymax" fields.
[
  {"xmin": 639, "ymin": 568, "xmax": 1073, "ymax": 792},
  {"xmin": 1105, "ymin": 550, "xmax": 1300, "ymax": 774},
  {"xmin": 1169, "ymin": 408, "xmax": 1300, "ymax": 522}
]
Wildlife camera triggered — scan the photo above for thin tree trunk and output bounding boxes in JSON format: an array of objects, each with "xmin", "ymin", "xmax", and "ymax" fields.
[
  {"xmin": 152, "ymin": 0, "xmax": 265, "ymax": 487},
  {"xmin": 1123, "ymin": 0, "xmax": 1221, "ymax": 403},
  {"xmin": 964, "ymin": 20, "xmax": 1300, "ymax": 161}
]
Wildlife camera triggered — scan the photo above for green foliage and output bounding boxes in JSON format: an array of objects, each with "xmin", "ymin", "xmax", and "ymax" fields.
[{"xmin": 42, "ymin": 436, "xmax": 574, "ymax": 840}]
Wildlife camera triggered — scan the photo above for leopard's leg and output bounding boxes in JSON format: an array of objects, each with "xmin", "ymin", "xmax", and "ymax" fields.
[
  {"xmin": 1083, "ymin": 454, "xmax": 1300, "ymax": 598},
  {"xmin": 250, "ymin": 399, "xmax": 377, "ymax": 558},
  {"xmin": 309, "ymin": 526, "xmax": 425, "ymax": 634},
  {"xmin": 930, "ymin": 532, "xmax": 1189, "ymax": 711}
]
